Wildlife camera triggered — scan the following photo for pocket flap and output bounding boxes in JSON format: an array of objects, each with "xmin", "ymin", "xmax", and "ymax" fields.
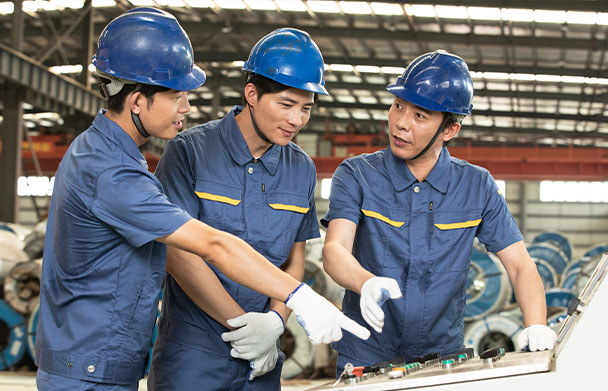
[
  {"xmin": 267, "ymin": 192, "xmax": 310, "ymax": 214},
  {"xmin": 195, "ymin": 180, "xmax": 242, "ymax": 206}
]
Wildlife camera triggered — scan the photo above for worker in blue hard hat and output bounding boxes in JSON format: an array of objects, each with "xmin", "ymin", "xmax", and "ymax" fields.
[
  {"xmin": 35, "ymin": 11, "xmax": 369, "ymax": 391},
  {"xmin": 146, "ymin": 28, "xmax": 333, "ymax": 391},
  {"xmin": 321, "ymin": 50, "xmax": 556, "ymax": 376}
]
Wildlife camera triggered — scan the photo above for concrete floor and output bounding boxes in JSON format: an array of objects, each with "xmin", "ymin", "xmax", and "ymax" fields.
[{"xmin": 0, "ymin": 371, "xmax": 332, "ymax": 390}]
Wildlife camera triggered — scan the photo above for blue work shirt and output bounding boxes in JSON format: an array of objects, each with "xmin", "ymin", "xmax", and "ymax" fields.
[
  {"xmin": 321, "ymin": 146, "xmax": 522, "ymax": 366},
  {"xmin": 148, "ymin": 106, "xmax": 319, "ymax": 390},
  {"xmin": 35, "ymin": 110, "xmax": 191, "ymax": 385}
]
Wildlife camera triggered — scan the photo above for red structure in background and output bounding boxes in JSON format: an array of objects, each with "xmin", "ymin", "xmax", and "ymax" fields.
[{"xmin": 10, "ymin": 134, "xmax": 608, "ymax": 182}]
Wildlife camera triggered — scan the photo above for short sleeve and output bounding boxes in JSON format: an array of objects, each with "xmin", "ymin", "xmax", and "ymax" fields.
[
  {"xmin": 476, "ymin": 172, "xmax": 523, "ymax": 252},
  {"xmin": 155, "ymin": 136, "xmax": 199, "ymax": 217},
  {"xmin": 295, "ymin": 163, "xmax": 320, "ymax": 242},
  {"xmin": 320, "ymin": 160, "xmax": 364, "ymax": 228},
  {"xmin": 91, "ymin": 167, "xmax": 191, "ymax": 248}
]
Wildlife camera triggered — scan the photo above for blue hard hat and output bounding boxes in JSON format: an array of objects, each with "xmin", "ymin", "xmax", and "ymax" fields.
[
  {"xmin": 386, "ymin": 50, "xmax": 473, "ymax": 116},
  {"xmin": 243, "ymin": 28, "xmax": 328, "ymax": 95},
  {"xmin": 92, "ymin": 7, "xmax": 206, "ymax": 92}
]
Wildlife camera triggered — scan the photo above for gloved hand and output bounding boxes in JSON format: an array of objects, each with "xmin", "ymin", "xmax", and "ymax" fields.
[
  {"xmin": 360, "ymin": 276, "xmax": 402, "ymax": 333},
  {"xmin": 285, "ymin": 283, "xmax": 371, "ymax": 344},
  {"xmin": 222, "ymin": 311, "xmax": 284, "ymax": 360},
  {"xmin": 247, "ymin": 345, "xmax": 279, "ymax": 381},
  {"xmin": 517, "ymin": 324, "xmax": 557, "ymax": 351}
]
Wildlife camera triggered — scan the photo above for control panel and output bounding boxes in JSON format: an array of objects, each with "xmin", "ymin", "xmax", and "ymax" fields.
[{"xmin": 307, "ymin": 253, "xmax": 608, "ymax": 391}]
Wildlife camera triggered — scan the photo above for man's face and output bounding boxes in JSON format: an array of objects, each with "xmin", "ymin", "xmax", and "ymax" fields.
[
  {"xmin": 387, "ymin": 97, "xmax": 447, "ymax": 161},
  {"xmin": 138, "ymin": 89, "xmax": 191, "ymax": 140},
  {"xmin": 251, "ymin": 87, "xmax": 315, "ymax": 146}
]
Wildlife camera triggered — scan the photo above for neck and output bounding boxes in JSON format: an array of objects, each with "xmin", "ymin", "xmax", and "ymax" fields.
[
  {"xmin": 235, "ymin": 106, "xmax": 271, "ymax": 157},
  {"xmin": 405, "ymin": 146, "xmax": 443, "ymax": 182},
  {"xmin": 104, "ymin": 110, "xmax": 147, "ymax": 147}
]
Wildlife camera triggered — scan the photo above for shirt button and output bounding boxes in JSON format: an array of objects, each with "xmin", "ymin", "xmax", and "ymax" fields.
[
  {"xmin": 414, "ymin": 186, "xmax": 420, "ymax": 193},
  {"xmin": 87, "ymin": 365, "xmax": 95, "ymax": 373},
  {"xmin": 247, "ymin": 167, "xmax": 254, "ymax": 174}
]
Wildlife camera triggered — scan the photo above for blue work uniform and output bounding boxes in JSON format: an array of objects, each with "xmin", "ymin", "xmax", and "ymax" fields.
[
  {"xmin": 35, "ymin": 110, "xmax": 191, "ymax": 390},
  {"xmin": 321, "ymin": 146, "xmax": 522, "ymax": 375},
  {"xmin": 148, "ymin": 106, "xmax": 320, "ymax": 391}
]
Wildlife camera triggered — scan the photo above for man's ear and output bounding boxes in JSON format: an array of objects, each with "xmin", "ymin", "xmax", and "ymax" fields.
[
  {"xmin": 244, "ymin": 83, "xmax": 258, "ymax": 107},
  {"xmin": 128, "ymin": 91, "xmax": 144, "ymax": 115},
  {"xmin": 442, "ymin": 121, "xmax": 461, "ymax": 142}
]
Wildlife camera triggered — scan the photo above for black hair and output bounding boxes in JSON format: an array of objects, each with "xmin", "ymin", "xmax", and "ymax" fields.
[
  {"xmin": 105, "ymin": 83, "xmax": 171, "ymax": 114},
  {"xmin": 442, "ymin": 112, "xmax": 465, "ymax": 146},
  {"xmin": 242, "ymin": 72, "xmax": 318, "ymax": 105}
]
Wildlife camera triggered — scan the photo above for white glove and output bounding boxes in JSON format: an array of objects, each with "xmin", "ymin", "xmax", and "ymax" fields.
[
  {"xmin": 247, "ymin": 345, "xmax": 279, "ymax": 381},
  {"xmin": 360, "ymin": 277, "xmax": 402, "ymax": 333},
  {"xmin": 285, "ymin": 283, "xmax": 371, "ymax": 344},
  {"xmin": 222, "ymin": 311, "xmax": 284, "ymax": 360},
  {"xmin": 517, "ymin": 324, "xmax": 557, "ymax": 351}
]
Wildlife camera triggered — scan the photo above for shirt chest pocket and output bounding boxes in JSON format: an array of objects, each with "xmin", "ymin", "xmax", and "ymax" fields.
[
  {"xmin": 360, "ymin": 201, "xmax": 408, "ymax": 270},
  {"xmin": 265, "ymin": 192, "xmax": 310, "ymax": 262},
  {"xmin": 432, "ymin": 210, "xmax": 481, "ymax": 271},
  {"xmin": 195, "ymin": 180, "xmax": 244, "ymax": 234}
]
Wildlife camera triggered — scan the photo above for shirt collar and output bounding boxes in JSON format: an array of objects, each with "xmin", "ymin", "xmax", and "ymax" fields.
[
  {"xmin": 384, "ymin": 145, "xmax": 450, "ymax": 193},
  {"xmin": 92, "ymin": 110, "xmax": 148, "ymax": 169},
  {"xmin": 219, "ymin": 106, "xmax": 281, "ymax": 175},
  {"xmin": 425, "ymin": 146, "xmax": 450, "ymax": 194}
]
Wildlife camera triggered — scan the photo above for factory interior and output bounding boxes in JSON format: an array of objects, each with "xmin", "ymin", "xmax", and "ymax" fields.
[{"xmin": 1, "ymin": 1, "xmax": 608, "ymax": 390}]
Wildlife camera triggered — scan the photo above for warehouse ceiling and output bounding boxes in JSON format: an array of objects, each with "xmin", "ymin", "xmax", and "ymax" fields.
[{"xmin": 2, "ymin": 0, "xmax": 608, "ymax": 149}]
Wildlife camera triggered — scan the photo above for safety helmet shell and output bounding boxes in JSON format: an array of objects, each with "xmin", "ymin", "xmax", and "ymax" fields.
[
  {"xmin": 386, "ymin": 50, "xmax": 473, "ymax": 116},
  {"xmin": 243, "ymin": 28, "xmax": 328, "ymax": 95},
  {"xmin": 92, "ymin": 7, "xmax": 206, "ymax": 92}
]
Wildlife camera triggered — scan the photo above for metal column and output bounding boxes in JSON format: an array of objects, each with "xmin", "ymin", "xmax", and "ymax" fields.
[{"xmin": 1, "ymin": 84, "xmax": 24, "ymax": 222}]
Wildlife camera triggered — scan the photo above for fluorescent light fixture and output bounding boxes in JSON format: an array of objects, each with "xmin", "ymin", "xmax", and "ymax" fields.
[
  {"xmin": 50, "ymin": 64, "xmax": 83, "ymax": 74},
  {"xmin": 404, "ymin": 4, "xmax": 435, "ymax": 18},
  {"xmin": 381, "ymin": 66, "xmax": 405, "ymax": 75},
  {"xmin": 330, "ymin": 64, "xmax": 354, "ymax": 72},
  {"xmin": 501, "ymin": 8, "xmax": 534, "ymax": 22},
  {"xmin": 355, "ymin": 65, "xmax": 380, "ymax": 73},
  {"xmin": 540, "ymin": 181, "xmax": 608, "ymax": 203},
  {"xmin": 566, "ymin": 11, "xmax": 597, "ymax": 25},
  {"xmin": 0, "ymin": 2, "xmax": 14, "ymax": 14},
  {"xmin": 88, "ymin": 63, "xmax": 96, "ymax": 72},
  {"xmin": 468, "ymin": 7, "xmax": 500, "ymax": 21},
  {"xmin": 245, "ymin": 0, "xmax": 275, "ymax": 10},
  {"xmin": 92, "ymin": 0, "xmax": 115, "ymax": 6},
  {"xmin": 185, "ymin": 0, "xmax": 213, "ymax": 7},
  {"xmin": 339, "ymin": 1, "xmax": 370, "ymax": 14},
  {"xmin": 276, "ymin": 0, "xmax": 306, "ymax": 11},
  {"xmin": 23, "ymin": 1, "xmax": 58, "ymax": 12},
  {"xmin": 435, "ymin": 5, "xmax": 468, "ymax": 19},
  {"xmin": 231, "ymin": 60, "xmax": 245, "ymax": 68},
  {"xmin": 308, "ymin": 1, "xmax": 339, "ymax": 13},
  {"xmin": 534, "ymin": 10, "xmax": 566, "ymax": 24},
  {"xmin": 156, "ymin": 0, "xmax": 185, "ymax": 6},
  {"xmin": 128, "ymin": 0, "xmax": 154, "ymax": 5},
  {"xmin": 214, "ymin": 0, "xmax": 245, "ymax": 9},
  {"xmin": 370, "ymin": 2, "xmax": 402, "ymax": 16},
  {"xmin": 50, "ymin": 0, "xmax": 84, "ymax": 8}
]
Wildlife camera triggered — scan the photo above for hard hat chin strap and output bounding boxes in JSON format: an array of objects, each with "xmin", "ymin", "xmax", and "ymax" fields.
[
  {"xmin": 407, "ymin": 115, "xmax": 450, "ymax": 161},
  {"xmin": 248, "ymin": 105, "xmax": 273, "ymax": 145},
  {"xmin": 131, "ymin": 85, "xmax": 151, "ymax": 138}
]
